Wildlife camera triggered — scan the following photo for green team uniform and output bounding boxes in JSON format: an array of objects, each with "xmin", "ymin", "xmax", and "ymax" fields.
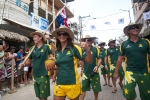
[
  {"xmin": 54, "ymin": 45, "xmax": 87, "ymax": 99},
  {"xmin": 29, "ymin": 44, "xmax": 52, "ymax": 98},
  {"xmin": 82, "ymin": 46, "xmax": 102, "ymax": 92},
  {"xmin": 119, "ymin": 38, "xmax": 150, "ymax": 100},
  {"xmin": 107, "ymin": 46, "xmax": 124, "ymax": 78},
  {"xmin": 99, "ymin": 49, "xmax": 109, "ymax": 74}
]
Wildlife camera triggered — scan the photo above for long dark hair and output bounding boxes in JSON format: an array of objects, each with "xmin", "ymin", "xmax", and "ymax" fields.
[{"xmin": 56, "ymin": 33, "xmax": 74, "ymax": 51}]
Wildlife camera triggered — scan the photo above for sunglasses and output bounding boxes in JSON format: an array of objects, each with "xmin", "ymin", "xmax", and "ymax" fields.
[
  {"xmin": 128, "ymin": 25, "xmax": 139, "ymax": 30},
  {"xmin": 57, "ymin": 32, "xmax": 68, "ymax": 37},
  {"xmin": 83, "ymin": 39, "xmax": 92, "ymax": 42},
  {"xmin": 100, "ymin": 44, "xmax": 105, "ymax": 46}
]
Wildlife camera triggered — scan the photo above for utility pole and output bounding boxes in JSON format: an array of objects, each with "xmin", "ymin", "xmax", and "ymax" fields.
[{"xmin": 78, "ymin": 15, "xmax": 90, "ymax": 42}]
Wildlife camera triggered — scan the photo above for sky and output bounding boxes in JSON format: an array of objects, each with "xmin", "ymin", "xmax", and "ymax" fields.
[{"xmin": 67, "ymin": 0, "xmax": 134, "ymax": 45}]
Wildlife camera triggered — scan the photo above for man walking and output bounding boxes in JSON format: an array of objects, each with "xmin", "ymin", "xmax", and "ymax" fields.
[
  {"xmin": 107, "ymin": 39, "xmax": 124, "ymax": 93},
  {"xmin": 98, "ymin": 41, "xmax": 112, "ymax": 87},
  {"xmin": 114, "ymin": 22, "xmax": 150, "ymax": 100},
  {"xmin": 80, "ymin": 35, "xmax": 102, "ymax": 100}
]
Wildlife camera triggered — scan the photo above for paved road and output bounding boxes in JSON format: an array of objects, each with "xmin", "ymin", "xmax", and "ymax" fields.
[{"xmin": 1, "ymin": 68, "xmax": 140, "ymax": 100}]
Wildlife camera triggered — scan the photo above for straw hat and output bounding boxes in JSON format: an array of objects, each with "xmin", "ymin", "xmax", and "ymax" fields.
[
  {"xmin": 123, "ymin": 22, "xmax": 142, "ymax": 37},
  {"xmin": 98, "ymin": 41, "xmax": 106, "ymax": 46},
  {"xmin": 81, "ymin": 35, "xmax": 96, "ymax": 43},
  {"xmin": 108, "ymin": 39, "xmax": 116, "ymax": 46},
  {"xmin": 51, "ymin": 25, "xmax": 74, "ymax": 39},
  {"xmin": 30, "ymin": 31, "xmax": 46, "ymax": 41}
]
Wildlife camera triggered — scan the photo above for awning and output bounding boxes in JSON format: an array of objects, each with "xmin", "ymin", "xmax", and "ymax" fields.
[{"xmin": 0, "ymin": 29, "xmax": 30, "ymax": 42}]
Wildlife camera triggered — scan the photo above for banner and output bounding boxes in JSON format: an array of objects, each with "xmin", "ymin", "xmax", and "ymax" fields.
[
  {"xmin": 143, "ymin": 11, "xmax": 150, "ymax": 21},
  {"xmin": 90, "ymin": 25, "xmax": 96, "ymax": 31},
  {"xmin": 118, "ymin": 18, "xmax": 124, "ymax": 24},
  {"xmin": 31, "ymin": 13, "xmax": 49, "ymax": 32}
]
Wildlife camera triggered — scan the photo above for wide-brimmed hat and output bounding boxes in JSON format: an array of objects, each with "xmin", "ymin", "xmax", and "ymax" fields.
[
  {"xmin": 123, "ymin": 22, "xmax": 142, "ymax": 36},
  {"xmin": 108, "ymin": 39, "xmax": 116, "ymax": 46},
  {"xmin": 81, "ymin": 35, "xmax": 96, "ymax": 43},
  {"xmin": 98, "ymin": 41, "xmax": 106, "ymax": 46},
  {"xmin": 51, "ymin": 25, "xmax": 74, "ymax": 39},
  {"xmin": 29, "ymin": 31, "xmax": 46, "ymax": 41}
]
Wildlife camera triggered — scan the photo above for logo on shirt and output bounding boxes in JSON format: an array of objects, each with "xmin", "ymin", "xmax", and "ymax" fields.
[
  {"xmin": 56, "ymin": 53, "xmax": 59, "ymax": 57},
  {"xmin": 110, "ymin": 50, "xmax": 113, "ymax": 52},
  {"xmin": 91, "ymin": 52, "xmax": 93, "ymax": 54},
  {"xmin": 126, "ymin": 45, "xmax": 131, "ymax": 48},
  {"xmin": 41, "ymin": 49, "xmax": 44, "ymax": 52},
  {"xmin": 116, "ymin": 48, "xmax": 118, "ymax": 50},
  {"xmin": 139, "ymin": 44, "xmax": 143, "ymax": 47},
  {"xmin": 66, "ymin": 51, "xmax": 71, "ymax": 55}
]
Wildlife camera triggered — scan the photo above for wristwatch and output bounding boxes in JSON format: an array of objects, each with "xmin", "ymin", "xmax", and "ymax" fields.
[{"xmin": 49, "ymin": 40, "xmax": 52, "ymax": 43}]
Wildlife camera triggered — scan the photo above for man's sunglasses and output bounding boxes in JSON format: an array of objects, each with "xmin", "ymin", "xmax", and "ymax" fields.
[
  {"xmin": 57, "ymin": 32, "xmax": 68, "ymax": 37},
  {"xmin": 99, "ymin": 44, "xmax": 105, "ymax": 46},
  {"xmin": 83, "ymin": 39, "xmax": 92, "ymax": 42},
  {"xmin": 128, "ymin": 25, "xmax": 139, "ymax": 30}
]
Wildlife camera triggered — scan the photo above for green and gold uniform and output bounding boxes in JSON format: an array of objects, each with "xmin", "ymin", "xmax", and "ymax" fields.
[
  {"xmin": 99, "ymin": 49, "xmax": 108, "ymax": 74},
  {"xmin": 29, "ymin": 44, "xmax": 52, "ymax": 99},
  {"xmin": 119, "ymin": 38, "xmax": 150, "ymax": 100},
  {"xmin": 54, "ymin": 45, "xmax": 87, "ymax": 99},
  {"xmin": 82, "ymin": 46, "xmax": 102, "ymax": 92},
  {"xmin": 107, "ymin": 46, "xmax": 124, "ymax": 78}
]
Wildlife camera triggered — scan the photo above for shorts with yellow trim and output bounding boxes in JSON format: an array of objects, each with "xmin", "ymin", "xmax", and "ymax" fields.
[
  {"xmin": 109, "ymin": 64, "xmax": 124, "ymax": 78},
  {"xmin": 123, "ymin": 72, "xmax": 150, "ymax": 100},
  {"xmin": 33, "ymin": 76, "xmax": 50, "ymax": 99},
  {"xmin": 100, "ymin": 64, "xmax": 110, "ymax": 75},
  {"xmin": 82, "ymin": 73, "xmax": 102, "ymax": 92},
  {"xmin": 54, "ymin": 84, "xmax": 81, "ymax": 99}
]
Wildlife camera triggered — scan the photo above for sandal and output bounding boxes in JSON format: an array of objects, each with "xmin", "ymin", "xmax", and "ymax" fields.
[
  {"xmin": 103, "ymin": 83, "xmax": 107, "ymax": 86},
  {"xmin": 108, "ymin": 84, "xmax": 112, "ymax": 87},
  {"xmin": 112, "ymin": 90, "xmax": 117, "ymax": 93},
  {"xmin": 118, "ymin": 82, "xmax": 123, "ymax": 89}
]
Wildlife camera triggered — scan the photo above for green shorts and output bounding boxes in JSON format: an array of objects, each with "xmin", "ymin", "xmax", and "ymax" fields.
[
  {"xmin": 109, "ymin": 64, "xmax": 124, "ymax": 78},
  {"xmin": 33, "ymin": 76, "xmax": 50, "ymax": 99},
  {"xmin": 100, "ymin": 64, "xmax": 109, "ymax": 75},
  {"xmin": 82, "ymin": 73, "xmax": 102, "ymax": 92},
  {"xmin": 123, "ymin": 71, "xmax": 150, "ymax": 100}
]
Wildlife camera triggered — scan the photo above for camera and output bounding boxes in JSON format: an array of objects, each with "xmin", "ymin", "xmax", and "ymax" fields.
[{"xmin": 90, "ymin": 71, "xmax": 96, "ymax": 77}]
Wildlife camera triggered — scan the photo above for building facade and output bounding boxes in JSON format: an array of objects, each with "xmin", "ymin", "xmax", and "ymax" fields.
[
  {"xmin": 0, "ymin": 0, "xmax": 75, "ymax": 47},
  {"xmin": 132, "ymin": 0, "xmax": 150, "ymax": 38}
]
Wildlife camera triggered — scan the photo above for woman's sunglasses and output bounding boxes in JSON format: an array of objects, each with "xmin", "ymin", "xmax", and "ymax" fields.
[
  {"xmin": 57, "ymin": 32, "xmax": 68, "ymax": 37},
  {"xmin": 128, "ymin": 25, "xmax": 139, "ymax": 30}
]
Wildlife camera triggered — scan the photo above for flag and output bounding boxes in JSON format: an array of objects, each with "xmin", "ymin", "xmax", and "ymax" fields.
[
  {"xmin": 104, "ymin": 22, "xmax": 110, "ymax": 25},
  {"xmin": 118, "ymin": 18, "xmax": 124, "ymax": 24},
  {"xmin": 143, "ymin": 11, "xmax": 150, "ymax": 21},
  {"xmin": 90, "ymin": 25, "xmax": 96, "ymax": 31},
  {"xmin": 56, "ymin": 9, "xmax": 68, "ymax": 27}
]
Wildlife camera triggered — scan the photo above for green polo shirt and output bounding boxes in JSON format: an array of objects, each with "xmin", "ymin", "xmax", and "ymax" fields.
[
  {"xmin": 84, "ymin": 46, "xmax": 101, "ymax": 74},
  {"xmin": 29, "ymin": 44, "xmax": 52, "ymax": 77},
  {"xmin": 119, "ymin": 37, "xmax": 150, "ymax": 73},
  {"xmin": 107, "ymin": 46, "xmax": 120, "ymax": 65},
  {"xmin": 55, "ymin": 45, "xmax": 87, "ymax": 85},
  {"xmin": 100, "ymin": 48, "xmax": 106, "ymax": 65}
]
